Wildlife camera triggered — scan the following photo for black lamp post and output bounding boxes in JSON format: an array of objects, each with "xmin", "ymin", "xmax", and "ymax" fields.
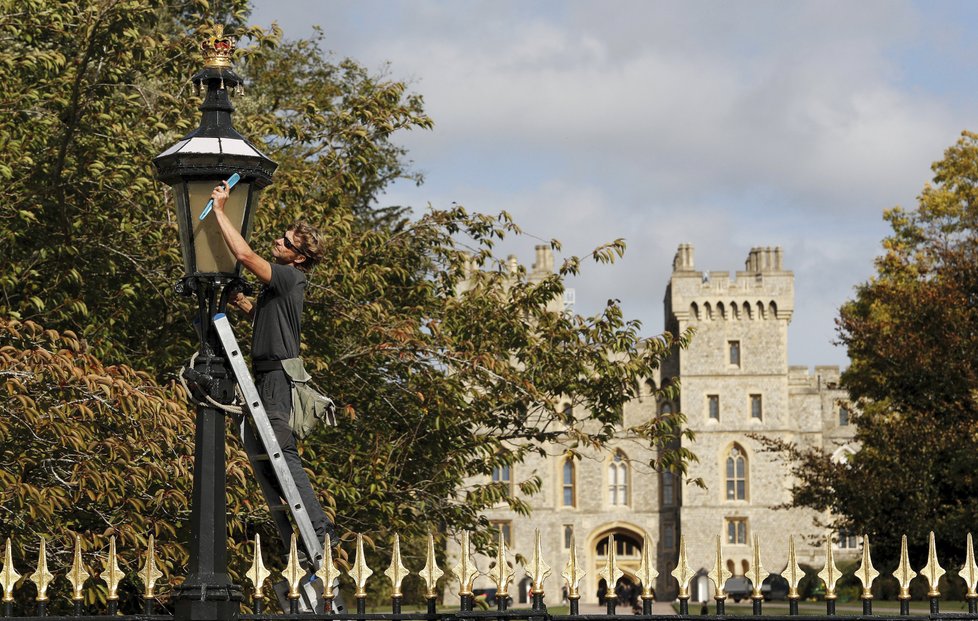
[{"xmin": 153, "ymin": 26, "xmax": 276, "ymax": 621}]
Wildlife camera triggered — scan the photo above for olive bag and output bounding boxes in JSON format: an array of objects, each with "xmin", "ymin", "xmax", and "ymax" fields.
[{"xmin": 281, "ymin": 358, "xmax": 337, "ymax": 439}]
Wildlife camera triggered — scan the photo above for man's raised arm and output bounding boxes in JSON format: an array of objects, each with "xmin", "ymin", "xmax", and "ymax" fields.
[{"xmin": 210, "ymin": 181, "xmax": 272, "ymax": 283}]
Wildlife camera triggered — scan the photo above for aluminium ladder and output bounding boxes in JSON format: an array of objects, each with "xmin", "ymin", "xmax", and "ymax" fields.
[{"xmin": 212, "ymin": 313, "xmax": 332, "ymax": 612}]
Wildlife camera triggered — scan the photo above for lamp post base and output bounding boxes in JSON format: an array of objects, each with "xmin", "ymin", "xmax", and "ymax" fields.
[{"xmin": 172, "ymin": 583, "xmax": 243, "ymax": 621}]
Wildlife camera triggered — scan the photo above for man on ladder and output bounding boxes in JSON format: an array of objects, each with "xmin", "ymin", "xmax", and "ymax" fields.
[{"xmin": 209, "ymin": 181, "xmax": 338, "ymax": 562}]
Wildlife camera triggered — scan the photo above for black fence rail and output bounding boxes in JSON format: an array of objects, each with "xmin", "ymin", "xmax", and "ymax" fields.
[{"xmin": 3, "ymin": 528, "xmax": 978, "ymax": 621}]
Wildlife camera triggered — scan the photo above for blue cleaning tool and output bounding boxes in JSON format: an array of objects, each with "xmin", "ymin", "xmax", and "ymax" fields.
[{"xmin": 198, "ymin": 172, "xmax": 241, "ymax": 220}]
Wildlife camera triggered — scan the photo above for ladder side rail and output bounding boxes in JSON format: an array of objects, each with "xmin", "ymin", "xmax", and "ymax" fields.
[{"xmin": 213, "ymin": 314, "xmax": 325, "ymax": 570}]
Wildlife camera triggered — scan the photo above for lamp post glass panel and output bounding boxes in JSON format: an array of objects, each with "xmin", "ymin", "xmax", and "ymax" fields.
[{"xmin": 153, "ymin": 26, "xmax": 276, "ymax": 621}]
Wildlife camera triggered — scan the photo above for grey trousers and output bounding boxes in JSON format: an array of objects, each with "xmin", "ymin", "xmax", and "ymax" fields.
[{"xmin": 252, "ymin": 369, "xmax": 335, "ymax": 549}]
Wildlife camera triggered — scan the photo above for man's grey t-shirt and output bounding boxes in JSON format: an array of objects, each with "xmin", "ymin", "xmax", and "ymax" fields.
[{"xmin": 253, "ymin": 263, "xmax": 305, "ymax": 361}]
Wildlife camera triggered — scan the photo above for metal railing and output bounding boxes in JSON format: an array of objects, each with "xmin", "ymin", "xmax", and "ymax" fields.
[{"xmin": 2, "ymin": 528, "xmax": 977, "ymax": 620}]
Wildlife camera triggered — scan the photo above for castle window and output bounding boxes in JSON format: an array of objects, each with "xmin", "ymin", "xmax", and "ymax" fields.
[
  {"xmin": 663, "ymin": 471, "xmax": 675, "ymax": 507},
  {"xmin": 837, "ymin": 530, "xmax": 859, "ymax": 549},
  {"xmin": 839, "ymin": 406, "xmax": 850, "ymax": 426},
  {"xmin": 750, "ymin": 394, "xmax": 762, "ymax": 420},
  {"xmin": 726, "ymin": 518, "xmax": 748, "ymax": 545},
  {"xmin": 492, "ymin": 459, "xmax": 513, "ymax": 496},
  {"xmin": 708, "ymin": 395, "xmax": 720, "ymax": 420},
  {"xmin": 729, "ymin": 341, "xmax": 741, "ymax": 366},
  {"xmin": 563, "ymin": 524, "xmax": 574, "ymax": 549},
  {"xmin": 661, "ymin": 402, "xmax": 673, "ymax": 415},
  {"xmin": 725, "ymin": 446, "xmax": 747, "ymax": 501},
  {"xmin": 562, "ymin": 458, "xmax": 576, "ymax": 507},
  {"xmin": 608, "ymin": 451, "xmax": 630, "ymax": 506},
  {"xmin": 492, "ymin": 520, "xmax": 512, "ymax": 545},
  {"xmin": 664, "ymin": 522, "xmax": 675, "ymax": 549}
]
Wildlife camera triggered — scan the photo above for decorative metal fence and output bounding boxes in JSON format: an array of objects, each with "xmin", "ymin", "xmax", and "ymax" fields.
[{"xmin": 2, "ymin": 528, "xmax": 977, "ymax": 620}]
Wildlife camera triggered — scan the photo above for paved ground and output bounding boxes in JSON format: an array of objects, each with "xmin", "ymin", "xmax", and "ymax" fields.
[{"xmin": 576, "ymin": 601, "xmax": 676, "ymax": 615}]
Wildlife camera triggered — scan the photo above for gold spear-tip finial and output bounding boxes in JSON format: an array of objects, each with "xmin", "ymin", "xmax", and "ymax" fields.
[
  {"xmin": 139, "ymin": 535, "xmax": 164, "ymax": 600},
  {"xmin": 490, "ymin": 526, "xmax": 515, "ymax": 596},
  {"xmin": 894, "ymin": 534, "xmax": 916, "ymax": 600},
  {"xmin": 960, "ymin": 533, "xmax": 978, "ymax": 599},
  {"xmin": 671, "ymin": 535, "xmax": 693, "ymax": 598},
  {"xmin": 855, "ymin": 534, "xmax": 880, "ymax": 599},
  {"xmin": 350, "ymin": 533, "xmax": 374, "ymax": 599},
  {"xmin": 707, "ymin": 534, "xmax": 731, "ymax": 599},
  {"xmin": 30, "ymin": 537, "xmax": 54, "ymax": 602},
  {"xmin": 781, "ymin": 536, "xmax": 804, "ymax": 599},
  {"xmin": 524, "ymin": 529, "xmax": 552, "ymax": 596},
  {"xmin": 315, "ymin": 534, "xmax": 342, "ymax": 600},
  {"xmin": 0, "ymin": 538, "xmax": 21, "ymax": 603},
  {"xmin": 283, "ymin": 534, "xmax": 304, "ymax": 600},
  {"xmin": 921, "ymin": 531, "xmax": 945, "ymax": 598},
  {"xmin": 246, "ymin": 534, "xmax": 271, "ymax": 601},
  {"xmin": 817, "ymin": 534, "xmax": 841, "ymax": 600},
  {"xmin": 102, "ymin": 536, "xmax": 125, "ymax": 601},
  {"xmin": 637, "ymin": 531, "xmax": 658, "ymax": 600},
  {"xmin": 201, "ymin": 25, "xmax": 235, "ymax": 68},
  {"xmin": 68, "ymin": 535, "xmax": 90, "ymax": 602},
  {"xmin": 747, "ymin": 535, "xmax": 766, "ymax": 599},
  {"xmin": 421, "ymin": 532, "xmax": 444, "ymax": 599},
  {"xmin": 561, "ymin": 535, "xmax": 586, "ymax": 599},
  {"xmin": 452, "ymin": 531, "xmax": 479, "ymax": 596},
  {"xmin": 384, "ymin": 534, "xmax": 411, "ymax": 598},
  {"xmin": 597, "ymin": 534, "xmax": 623, "ymax": 598}
]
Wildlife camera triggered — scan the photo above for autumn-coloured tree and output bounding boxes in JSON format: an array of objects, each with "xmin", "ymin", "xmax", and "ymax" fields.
[{"xmin": 771, "ymin": 131, "xmax": 978, "ymax": 571}]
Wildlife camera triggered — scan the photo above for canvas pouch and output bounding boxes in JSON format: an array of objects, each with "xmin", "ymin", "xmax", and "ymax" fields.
[{"xmin": 281, "ymin": 357, "xmax": 337, "ymax": 439}]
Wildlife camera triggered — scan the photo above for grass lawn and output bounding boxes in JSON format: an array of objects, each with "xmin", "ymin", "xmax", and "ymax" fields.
[{"xmin": 677, "ymin": 599, "xmax": 973, "ymax": 616}]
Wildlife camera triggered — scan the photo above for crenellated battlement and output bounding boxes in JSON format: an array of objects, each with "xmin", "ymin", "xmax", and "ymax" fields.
[{"xmin": 666, "ymin": 244, "xmax": 794, "ymax": 324}]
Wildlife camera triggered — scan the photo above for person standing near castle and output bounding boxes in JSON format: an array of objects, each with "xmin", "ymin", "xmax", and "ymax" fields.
[{"xmin": 209, "ymin": 180, "xmax": 336, "ymax": 556}]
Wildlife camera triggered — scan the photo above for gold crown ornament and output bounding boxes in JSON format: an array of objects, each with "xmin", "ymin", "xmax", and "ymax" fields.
[{"xmin": 201, "ymin": 25, "xmax": 235, "ymax": 68}]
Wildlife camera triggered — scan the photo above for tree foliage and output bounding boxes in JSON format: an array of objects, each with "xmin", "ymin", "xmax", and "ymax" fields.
[
  {"xmin": 0, "ymin": 0, "xmax": 693, "ymax": 607},
  {"xmin": 771, "ymin": 131, "xmax": 978, "ymax": 570}
]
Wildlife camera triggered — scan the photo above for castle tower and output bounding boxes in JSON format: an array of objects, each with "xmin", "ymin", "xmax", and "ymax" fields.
[{"xmin": 661, "ymin": 244, "xmax": 841, "ymax": 600}]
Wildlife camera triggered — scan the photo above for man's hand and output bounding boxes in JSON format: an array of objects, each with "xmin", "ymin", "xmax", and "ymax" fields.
[
  {"xmin": 211, "ymin": 181, "xmax": 230, "ymax": 213},
  {"xmin": 229, "ymin": 292, "xmax": 255, "ymax": 318}
]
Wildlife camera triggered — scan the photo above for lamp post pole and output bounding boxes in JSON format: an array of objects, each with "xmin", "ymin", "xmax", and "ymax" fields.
[
  {"xmin": 154, "ymin": 26, "xmax": 277, "ymax": 621},
  {"xmin": 171, "ymin": 277, "xmax": 241, "ymax": 621}
]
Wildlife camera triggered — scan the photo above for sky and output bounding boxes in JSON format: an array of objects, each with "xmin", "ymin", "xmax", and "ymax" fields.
[{"xmin": 247, "ymin": 0, "xmax": 978, "ymax": 368}]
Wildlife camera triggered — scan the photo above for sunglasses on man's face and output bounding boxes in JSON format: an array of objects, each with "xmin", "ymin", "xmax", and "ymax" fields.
[{"xmin": 282, "ymin": 233, "xmax": 308, "ymax": 257}]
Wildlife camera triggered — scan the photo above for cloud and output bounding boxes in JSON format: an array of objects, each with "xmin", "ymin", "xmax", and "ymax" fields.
[{"xmin": 248, "ymin": 0, "xmax": 978, "ymax": 367}]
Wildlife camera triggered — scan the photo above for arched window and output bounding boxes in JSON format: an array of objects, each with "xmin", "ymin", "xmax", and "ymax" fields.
[
  {"xmin": 562, "ymin": 458, "xmax": 576, "ymax": 507},
  {"xmin": 839, "ymin": 406, "xmax": 850, "ymax": 426},
  {"xmin": 608, "ymin": 451, "xmax": 630, "ymax": 506},
  {"xmin": 725, "ymin": 446, "xmax": 747, "ymax": 501},
  {"xmin": 832, "ymin": 446, "xmax": 856, "ymax": 464}
]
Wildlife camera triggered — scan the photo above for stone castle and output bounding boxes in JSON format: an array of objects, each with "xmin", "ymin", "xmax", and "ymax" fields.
[{"xmin": 451, "ymin": 243, "xmax": 857, "ymax": 604}]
